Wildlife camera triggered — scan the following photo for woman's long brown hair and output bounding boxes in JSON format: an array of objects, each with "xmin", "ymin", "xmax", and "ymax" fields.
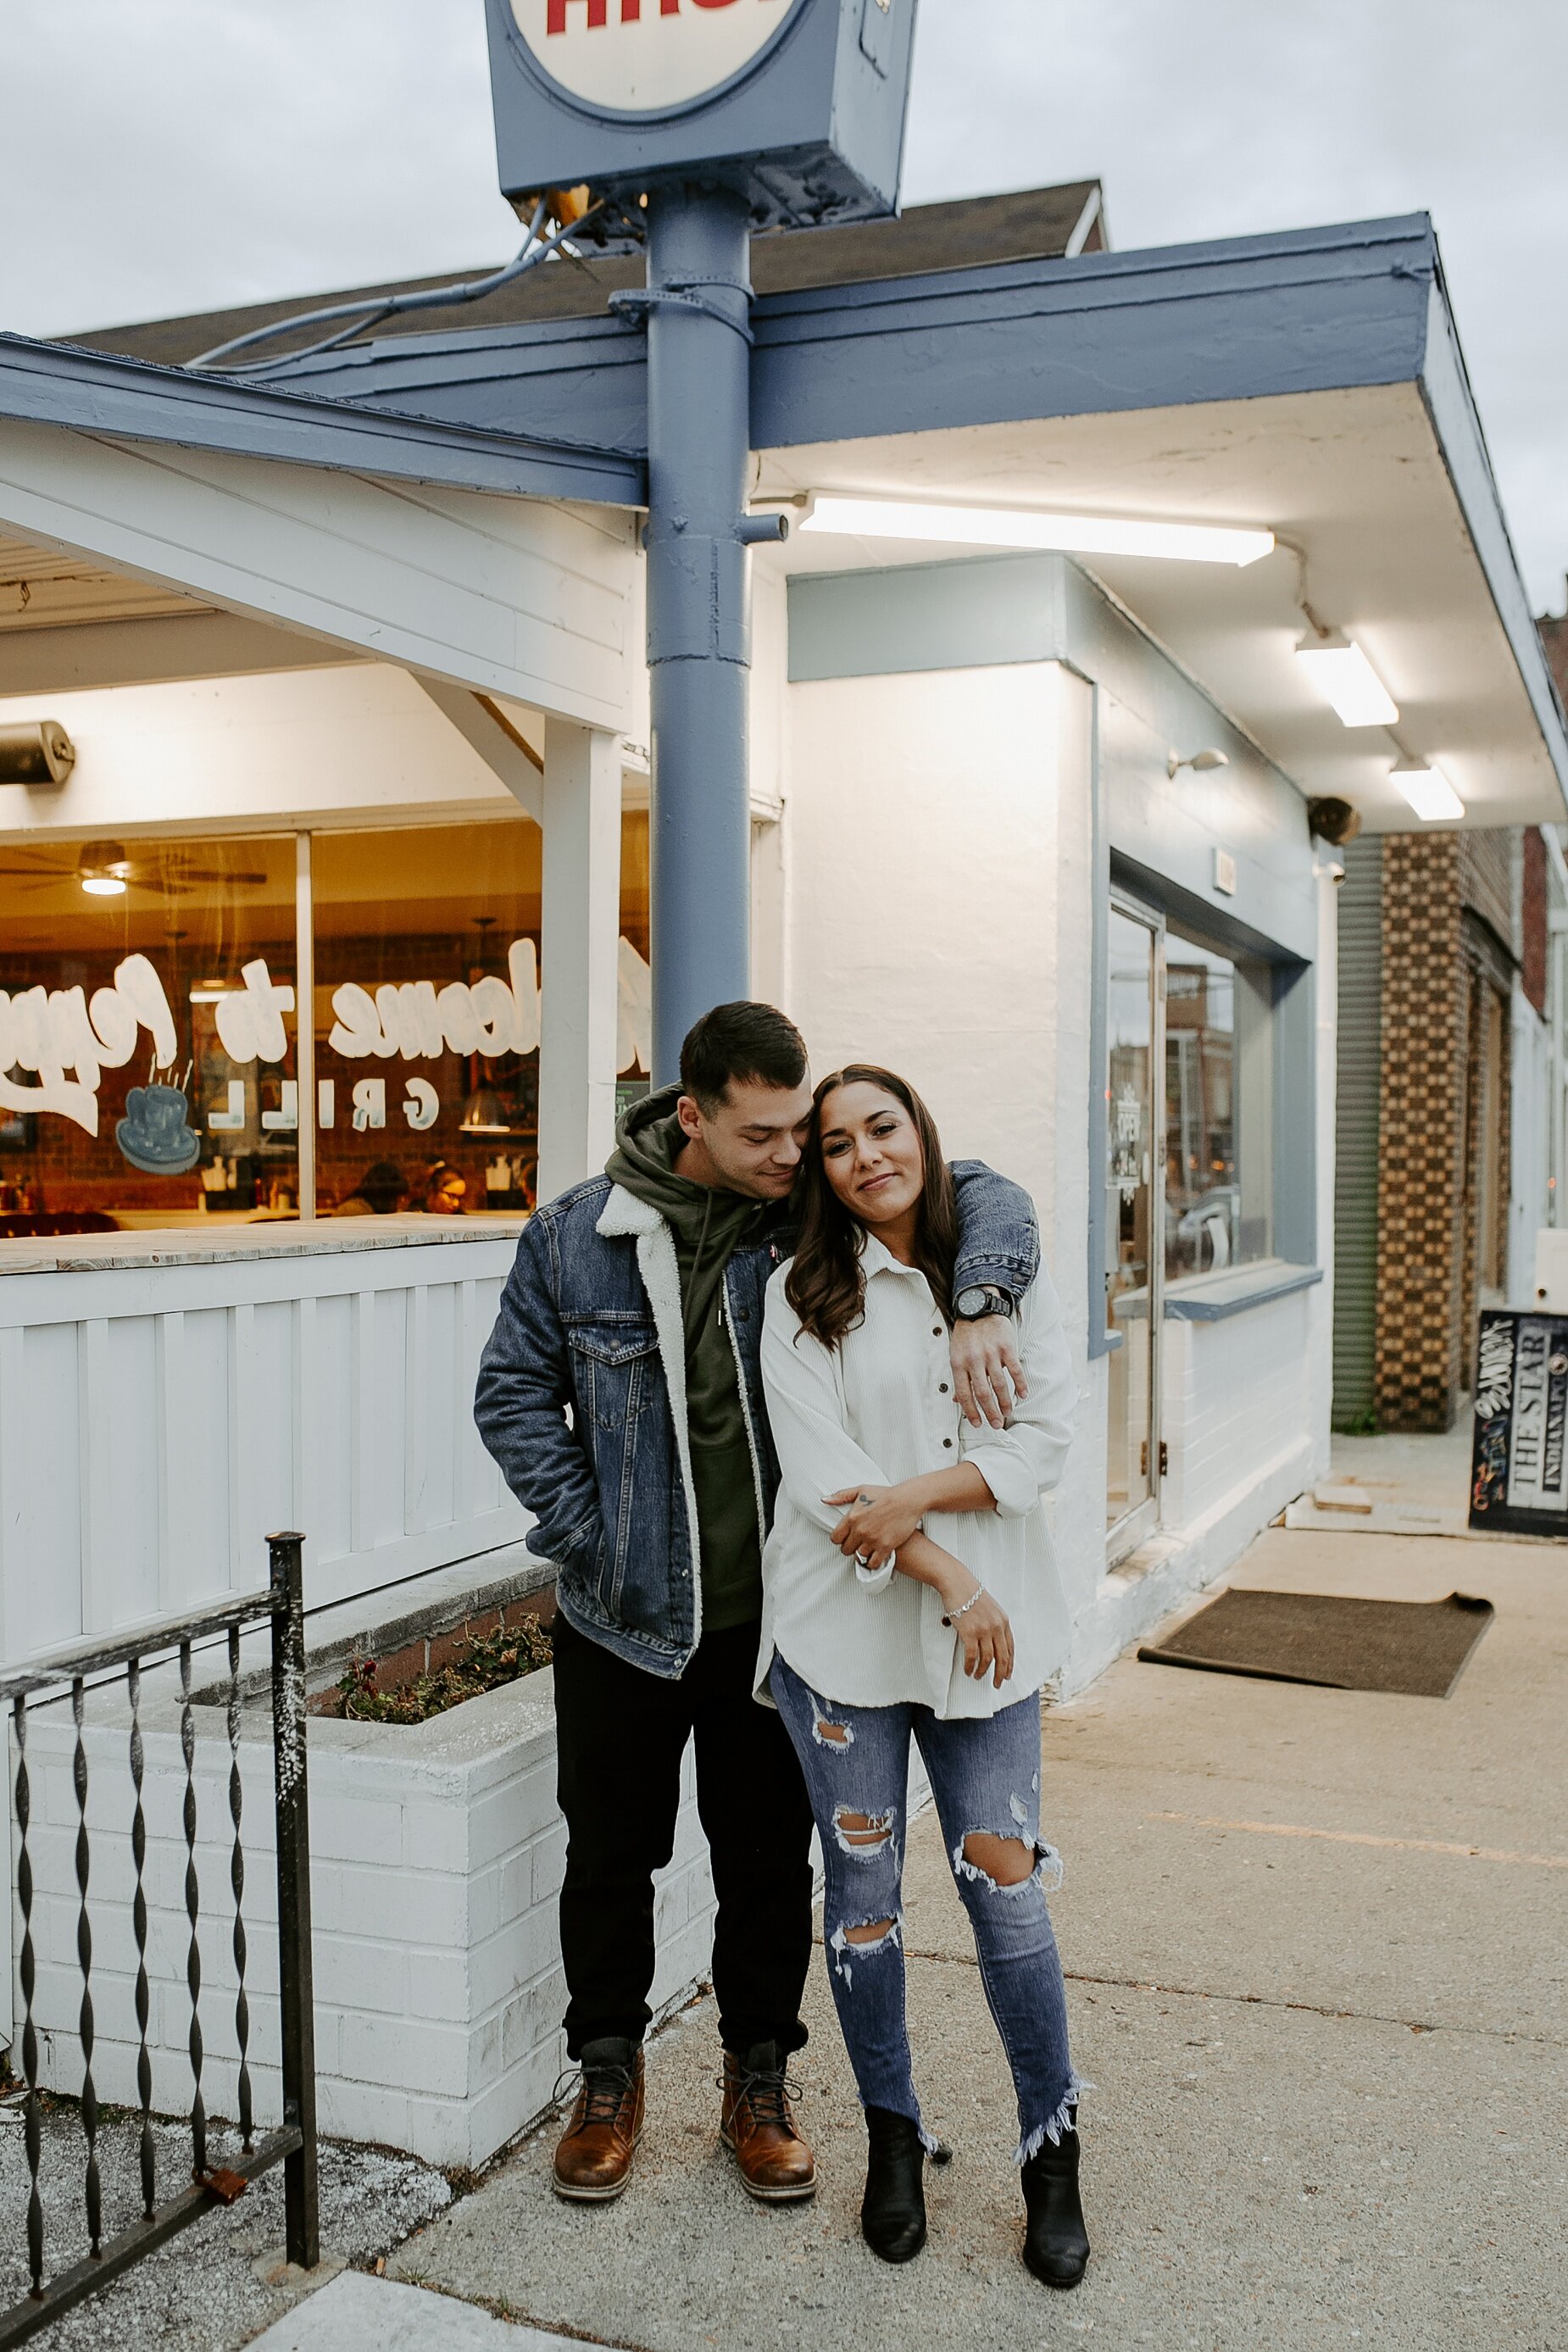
[{"xmin": 785, "ymin": 1065, "xmax": 959, "ymax": 1348}]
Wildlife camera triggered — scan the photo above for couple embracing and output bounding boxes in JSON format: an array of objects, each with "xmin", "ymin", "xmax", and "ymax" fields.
[{"xmin": 475, "ymin": 1002, "xmax": 1088, "ymax": 2288}]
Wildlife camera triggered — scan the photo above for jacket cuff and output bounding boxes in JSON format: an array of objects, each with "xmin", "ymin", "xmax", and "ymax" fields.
[{"xmin": 951, "ymin": 1254, "xmax": 1033, "ymax": 1298}]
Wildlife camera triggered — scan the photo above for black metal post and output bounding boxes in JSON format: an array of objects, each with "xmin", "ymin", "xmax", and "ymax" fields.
[{"xmin": 268, "ymin": 1532, "xmax": 318, "ymax": 2271}]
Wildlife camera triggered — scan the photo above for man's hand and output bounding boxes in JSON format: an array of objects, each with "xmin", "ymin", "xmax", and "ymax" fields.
[
  {"xmin": 826, "ymin": 1484, "xmax": 924, "ymax": 1571},
  {"xmin": 949, "ymin": 1313, "xmax": 1028, "ymax": 1430}
]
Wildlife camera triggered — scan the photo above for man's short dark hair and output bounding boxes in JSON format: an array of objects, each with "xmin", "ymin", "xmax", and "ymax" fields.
[{"xmin": 680, "ymin": 1001, "xmax": 808, "ymax": 1112}]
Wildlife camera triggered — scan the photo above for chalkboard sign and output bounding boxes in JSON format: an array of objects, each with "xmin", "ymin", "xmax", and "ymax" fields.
[{"xmin": 1470, "ymin": 1308, "xmax": 1568, "ymax": 1536}]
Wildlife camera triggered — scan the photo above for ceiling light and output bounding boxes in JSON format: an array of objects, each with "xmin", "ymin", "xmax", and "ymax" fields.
[
  {"xmin": 1391, "ymin": 759, "xmax": 1465, "ymax": 823},
  {"xmin": 1295, "ymin": 633, "xmax": 1398, "ymax": 727},
  {"xmin": 799, "ymin": 496, "xmax": 1275, "ymax": 567},
  {"xmin": 81, "ymin": 874, "xmax": 127, "ymax": 897}
]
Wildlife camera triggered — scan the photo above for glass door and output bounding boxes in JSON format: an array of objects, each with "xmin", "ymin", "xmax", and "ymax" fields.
[{"xmin": 1105, "ymin": 898, "xmax": 1165, "ymax": 1554}]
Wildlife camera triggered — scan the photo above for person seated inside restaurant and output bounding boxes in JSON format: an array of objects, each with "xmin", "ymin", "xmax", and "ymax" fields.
[
  {"xmin": 334, "ymin": 1160, "xmax": 410, "ymax": 1216},
  {"xmin": 423, "ymin": 1160, "xmax": 468, "ymax": 1216}
]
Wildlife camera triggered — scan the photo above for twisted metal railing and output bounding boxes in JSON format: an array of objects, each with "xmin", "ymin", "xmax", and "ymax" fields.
[{"xmin": 0, "ymin": 1534, "xmax": 318, "ymax": 2345}]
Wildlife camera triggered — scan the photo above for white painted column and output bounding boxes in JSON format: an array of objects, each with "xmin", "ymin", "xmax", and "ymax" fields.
[{"xmin": 538, "ymin": 720, "xmax": 622, "ymax": 1204}]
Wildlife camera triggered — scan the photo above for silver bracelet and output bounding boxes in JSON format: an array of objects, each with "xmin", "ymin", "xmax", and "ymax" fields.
[{"xmin": 942, "ymin": 1584, "xmax": 985, "ymax": 1627}]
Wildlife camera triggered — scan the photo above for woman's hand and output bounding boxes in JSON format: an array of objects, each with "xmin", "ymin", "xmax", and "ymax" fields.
[
  {"xmin": 942, "ymin": 1579, "xmax": 1015, "ymax": 1688},
  {"xmin": 826, "ymin": 1483, "xmax": 925, "ymax": 1571}
]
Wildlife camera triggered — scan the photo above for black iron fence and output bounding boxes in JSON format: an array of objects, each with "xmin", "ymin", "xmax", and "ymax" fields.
[{"xmin": 0, "ymin": 1533, "xmax": 319, "ymax": 2346}]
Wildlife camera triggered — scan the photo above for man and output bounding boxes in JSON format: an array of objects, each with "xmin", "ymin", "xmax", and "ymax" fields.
[{"xmin": 475, "ymin": 1002, "xmax": 1038, "ymax": 2206}]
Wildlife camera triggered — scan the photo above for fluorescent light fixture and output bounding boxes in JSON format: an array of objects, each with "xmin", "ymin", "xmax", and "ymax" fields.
[
  {"xmin": 80, "ymin": 875, "xmax": 126, "ymax": 897},
  {"xmin": 1391, "ymin": 759, "xmax": 1465, "ymax": 823},
  {"xmin": 1295, "ymin": 633, "xmax": 1398, "ymax": 728},
  {"xmin": 799, "ymin": 495, "xmax": 1275, "ymax": 568}
]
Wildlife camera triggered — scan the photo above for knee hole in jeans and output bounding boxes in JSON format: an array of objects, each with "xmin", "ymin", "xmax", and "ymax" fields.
[
  {"xmin": 833, "ymin": 1804, "xmax": 896, "ymax": 1858},
  {"xmin": 959, "ymin": 1831, "xmax": 1036, "ymax": 1888}
]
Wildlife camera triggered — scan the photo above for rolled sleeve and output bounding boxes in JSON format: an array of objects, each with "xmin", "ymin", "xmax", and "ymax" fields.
[
  {"xmin": 854, "ymin": 1553, "xmax": 898, "ymax": 1594},
  {"xmin": 963, "ymin": 1439, "xmax": 1042, "ymax": 1521}
]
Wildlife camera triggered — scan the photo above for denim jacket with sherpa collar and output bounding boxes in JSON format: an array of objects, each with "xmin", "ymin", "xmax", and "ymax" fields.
[{"xmin": 474, "ymin": 1159, "xmax": 1040, "ymax": 1679}]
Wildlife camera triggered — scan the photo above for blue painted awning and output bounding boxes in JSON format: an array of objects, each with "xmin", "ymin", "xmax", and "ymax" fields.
[{"xmin": 0, "ymin": 332, "xmax": 646, "ymax": 509}]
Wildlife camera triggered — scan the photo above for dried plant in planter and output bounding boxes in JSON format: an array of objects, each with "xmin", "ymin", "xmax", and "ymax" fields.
[{"xmin": 327, "ymin": 1617, "xmax": 553, "ymax": 1726}]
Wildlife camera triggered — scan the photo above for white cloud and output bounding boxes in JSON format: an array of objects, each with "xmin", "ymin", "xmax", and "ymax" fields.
[{"xmin": 3, "ymin": 0, "xmax": 1565, "ymax": 608}]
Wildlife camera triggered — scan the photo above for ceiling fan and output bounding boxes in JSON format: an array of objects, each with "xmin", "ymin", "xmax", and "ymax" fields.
[{"xmin": 0, "ymin": 840, "xmax": 271, "ymax": 898}]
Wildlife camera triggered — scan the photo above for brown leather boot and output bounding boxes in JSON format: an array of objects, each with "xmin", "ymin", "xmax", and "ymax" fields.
[
  {"xmin": 553, "ymin": 2037, "xmax": 644, "ymax": 2202},
  {"xmin": 720, "ymin": 2041, "xmax": 818, "ymax": 2203}
]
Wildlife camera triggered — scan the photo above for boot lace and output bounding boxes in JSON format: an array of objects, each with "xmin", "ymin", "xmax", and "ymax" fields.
[
  {"xmin": 727, "ymin": 2058, "xmax": 801, "ymax": 2128},
  {"xmin": 554, "ymin": 2059, "xmax": 634, "ymax": 2127}
]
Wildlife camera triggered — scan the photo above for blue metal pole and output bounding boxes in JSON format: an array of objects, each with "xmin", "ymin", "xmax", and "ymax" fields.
[{"xmin": 643, "ymin": 184, "xmax": 763, "ymax": 1086}]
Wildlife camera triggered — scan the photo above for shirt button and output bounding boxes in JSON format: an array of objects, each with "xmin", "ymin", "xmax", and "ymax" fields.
[
  {"xmin": 939, "ymin": 1382, "xmax": 950, "ymax": 1394},
  {"xmin": 943, "ymin": 1437, "xmax": 954, "ymax": 1449},
  {"xmin": 932, "ymin": 1326, "xmax": 942, "ymax": 1337}
]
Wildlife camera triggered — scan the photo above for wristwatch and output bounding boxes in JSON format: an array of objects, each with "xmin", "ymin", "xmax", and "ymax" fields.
[{"xmin": 954, "ymin": 1283, "xmax": 1015, "ymax": 1322}]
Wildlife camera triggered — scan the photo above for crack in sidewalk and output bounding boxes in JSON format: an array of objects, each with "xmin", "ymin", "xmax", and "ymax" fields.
[{"xmin": 816, "ymin": 1934, "xmax": 1565, "ymax": 2048}]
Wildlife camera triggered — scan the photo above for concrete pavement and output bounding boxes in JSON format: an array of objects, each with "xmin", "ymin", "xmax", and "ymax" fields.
[{"xmin": 385, "ymin": 1445, "xmax": 1566, "ymax": 2350}]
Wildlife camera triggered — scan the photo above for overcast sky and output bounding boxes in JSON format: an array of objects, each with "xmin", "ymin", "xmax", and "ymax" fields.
[{"xmin": 3, "ymin": 0, "xmax": 1565, "ymax": 611}]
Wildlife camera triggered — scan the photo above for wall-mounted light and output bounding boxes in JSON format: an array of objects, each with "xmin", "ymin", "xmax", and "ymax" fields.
[
  {"xmin": 1307, "ymin": 796, "xmax": 1363, "ymax": 848},
  {"xmin": 799, "ymin": 496, "xmax": 1276, "ymax": 568},
  {"xmin": 0, "ymin": 720, "xmax": 76, "ymax": 786},
  {"xmin": 1167, "ymin": 747, "xmax": 1230, "ymax": 779},
  {"xmin": 1295, "ymin": 631, "xmax": 1398, "ymax": 727},
  {"xmin": 1391, "ymin": 758, "xmax": 1465, "ymax": 823}
]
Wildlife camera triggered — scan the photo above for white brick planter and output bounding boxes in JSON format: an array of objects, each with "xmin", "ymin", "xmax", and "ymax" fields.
[{"xmin": 11, "ymin": 1664, "xmax": 716, "ymax": 2171}]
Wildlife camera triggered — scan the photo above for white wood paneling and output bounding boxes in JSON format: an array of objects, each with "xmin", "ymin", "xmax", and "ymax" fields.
[
  {"xmin": 538, "ymin": 721, "xmax": 622, "ymax": 1203},
  {"xmin": 0, "ymin": 1231, "xmax": 528, "ymax": 1664},
  {"xmin": 0, "ymin": 415, "xmax": 636, "ymax": 730}
]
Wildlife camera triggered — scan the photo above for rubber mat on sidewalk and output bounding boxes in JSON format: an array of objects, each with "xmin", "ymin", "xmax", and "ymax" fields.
[{"xmin": 1137, "ymin": 1587, "xmax": 1494, "ymax": 1697}]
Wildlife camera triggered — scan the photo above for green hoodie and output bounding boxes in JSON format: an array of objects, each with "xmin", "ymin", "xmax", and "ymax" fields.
[{"xmin": 605, "ymin": 1087, "xmax": 768, "ymax": 1634}]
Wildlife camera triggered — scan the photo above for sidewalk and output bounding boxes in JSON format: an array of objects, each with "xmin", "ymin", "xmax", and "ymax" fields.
[{"xmin": 375, "ymin": 1432, "xmax": 1565, "ymax": 2351}]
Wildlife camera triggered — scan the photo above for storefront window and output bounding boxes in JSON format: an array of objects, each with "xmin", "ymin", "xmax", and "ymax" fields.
[
  {"xmin": 0, "ymin": 814, "xmax": 652, "ymax": 1233},
  {"xmin": 1164, "ymin": 931, "xmax": 1273, "ymax": 1279},
  {"xmin": 0, "ymin": 835, "xmax": 299, "ymax": 1231}
]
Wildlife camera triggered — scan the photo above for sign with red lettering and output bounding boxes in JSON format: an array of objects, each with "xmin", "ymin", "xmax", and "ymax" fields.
[
  {"xmin": 484, "ymin": 0, "xmax": 916, "ymax": 228},
  {"xmin": 515, "ymin": 0, "xmax": 795, "ymax": 114}
]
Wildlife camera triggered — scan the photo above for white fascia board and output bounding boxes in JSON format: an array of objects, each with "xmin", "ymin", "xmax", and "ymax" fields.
[{"xmin": 0, "ymin": 415, "xmax": 637, "ymax": 733}]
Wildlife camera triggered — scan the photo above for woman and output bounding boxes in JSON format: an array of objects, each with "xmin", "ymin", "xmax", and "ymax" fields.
[
  {"xmin": 422, "ymin": 1159, "xmax": 468, "ymax": 1216},
  {"xmin": 757, "ymin": 1065, "xmax": 1087, "ymax": 2287}
]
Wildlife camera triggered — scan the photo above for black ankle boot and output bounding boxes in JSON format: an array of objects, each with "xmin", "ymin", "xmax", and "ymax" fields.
[
  {"xmin": 861, "ymin": 2106, "xmax": 928, "ymax": 2264},
  {"xmin": 1021, "ymin": 2124, "xmax": 1090, "ymax": 2288}
]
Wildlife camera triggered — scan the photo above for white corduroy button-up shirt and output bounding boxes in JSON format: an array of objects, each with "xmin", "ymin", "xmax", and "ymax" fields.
[{"xmin": 755, "ymin": 1235, "xmax": 1079, "ymax": 1719}]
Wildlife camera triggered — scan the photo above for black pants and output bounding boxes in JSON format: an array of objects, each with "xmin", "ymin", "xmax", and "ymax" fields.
[{"xmin": 553, "ymin": 1614, "xmax": 815, "ymax": 2060}]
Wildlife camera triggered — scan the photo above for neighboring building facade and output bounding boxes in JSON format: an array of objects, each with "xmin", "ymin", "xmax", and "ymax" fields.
[
  {"xmin": 1332, "ymin": 593, "xmax": 1568, "ymax": 1435},
  {"xmin": 1332, "ymin": 826, "xmax": 1543, "ymax": 1430}
]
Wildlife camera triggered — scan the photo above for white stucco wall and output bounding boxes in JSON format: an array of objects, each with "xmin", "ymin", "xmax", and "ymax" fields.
[{"xmin": 776, "ymin": 656, "xmax": 1332, "ymax": 1691}]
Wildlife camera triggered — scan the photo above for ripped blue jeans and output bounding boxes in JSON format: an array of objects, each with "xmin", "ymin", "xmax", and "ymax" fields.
[{"xmin": 770, "ymin": 1655, "xmax": 1081, "ymax": 2163}]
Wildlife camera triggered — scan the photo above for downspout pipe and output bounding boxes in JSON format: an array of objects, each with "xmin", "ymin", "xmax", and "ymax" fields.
[{"xmin": 636, "ymin": 183, "xmax": 787, "ymax": 1084}]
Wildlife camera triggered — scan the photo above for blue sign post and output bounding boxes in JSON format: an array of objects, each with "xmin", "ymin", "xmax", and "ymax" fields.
[{"xmin": 483, "ymin": 0, "xmax": 919, "ymax": 1077}]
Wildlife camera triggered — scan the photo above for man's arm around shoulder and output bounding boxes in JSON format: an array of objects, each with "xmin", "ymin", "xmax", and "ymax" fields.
[{"xmin": 949, "ymin": 1159, "xmax": 1040, "ymax": 1299}]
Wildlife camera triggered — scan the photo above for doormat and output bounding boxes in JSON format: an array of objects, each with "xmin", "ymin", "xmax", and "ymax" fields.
[{"xmin": 1137, "ymin": 1588, "xmax": 1493, "ymax": 1699}]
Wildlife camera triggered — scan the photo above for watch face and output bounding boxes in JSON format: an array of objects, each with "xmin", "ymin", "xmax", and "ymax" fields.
[{"xmin": 955, "ymin": 1287, "xmax": 989, "ymax": 1319}]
